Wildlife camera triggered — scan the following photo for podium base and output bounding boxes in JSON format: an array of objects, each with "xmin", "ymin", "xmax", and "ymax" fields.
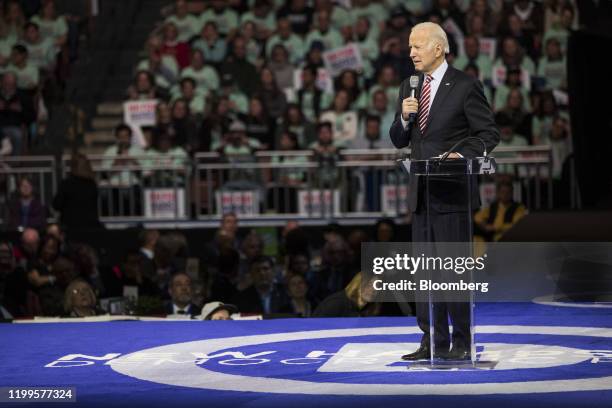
[{"xmin": 408, "ymin": 359, "xmax": 498, "ymax": 370}]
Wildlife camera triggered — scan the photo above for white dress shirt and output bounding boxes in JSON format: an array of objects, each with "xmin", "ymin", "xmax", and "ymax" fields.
[{"xmin": 401, "ymin": 59, "xmax": 449, "ymax": 129}]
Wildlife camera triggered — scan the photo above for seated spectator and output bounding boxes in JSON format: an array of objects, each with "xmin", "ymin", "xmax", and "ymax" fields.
[
  {"xmin": 0, "ymin": 71, "xmax": 35, "ymax": 155},
  {"xmin": 276, "ymin": 0, "xmax": 313, "ymax": 36},
  {"xmin": 294, "ymin": 64, "xmax": 333, "ymax": 123},
  {"xmin": 142, "ymin": 132, "xmax": 188, "ymax": 186},
  {"xmin": 266, "ymin": 16, "xmax": 304, "ymax": 65},
  {"xmin": 309, "ymin": 121, "xmax": 342, "ymax": 189},
  {"xmin": 375, "ymin": 218, "xmax": 396, "ymax": 242},
  {"xmin": 368, "ymin": 65, "xmax": 400, "ymax": 114},
  {"xmin": 166, "ymin": 272, "xmax": 199, "ymax": 317},
  {"xmin": 0, "ymin": 240, "xmax": 26, "ymax": 318},
  {"xmin": 546, "ymin": 115, "xmax": 572, "ymax": 179},
  {"xmin": 108, "ymin": 249, "xmax": 159, "ymax": 298},
  {"xmin": 279, "ymin": 273, "xmax": 312, "ymax": 317},
  {"xmin": 240, "ymin": 0, "xmax": 276, "ymax": 40},
  {"xmin": 309, "ymin": 120, "xmax": 341, "ymax": 151},
  {"xmin": 1, "ymin": 1, "xmax": 25, "ymax": 44},
  {"xmin": 179, "ymin": 49, "xmax": 219, "ymax": 94},
  {"xmin": 192, "ymin": 21, "xmax": 227, "ymax": 66},
  {"xmin": 276, "ymin": 103, "xmax": 315, "ymax": 148},
  {"xmin": 353, "ymin": 17, "xmax": 379, "ymax": 80},
  {"xmin": 532, "ymin": 91, "xmax": 559, "ymax": 145},
  {"xmin": 164, "ymin": 0, "xmax": 199, "ymax": 42},
  {"xmin": 305, "ymin": 9, "xmax": 343, "ymax": 51},
  {"xmin": 6, "ymin": 176, "xmax": 47, "ymax": 231},
  {"xmin": 214, "ymin": 120, "xmax": 261, "ymax": 156},
  {"xmin": 542, "ymin": 3, "xmax": 574, "ymax": 53},
  {"xmin": 267, "ymin": 131, "xmax": 306, "ymax": 213},
  {"xmin": 499, "ymin": 12, "xmax": 536, "ymax": 60},
  {"xmin": 137, "ymin": 35, "xmax": 179, "ymax": 90},
  {"xmin": 13, "ymin": 227, "xmax": 39, "ymax": 269},
  {"xmin": 257, "ymin": 66, "xmax": 287, "ymax": 119},
  {"xmin": 240, "ymin": 95, "xmax": 275, "ymax": 149},
  {"xmin": 268, "ymin": 44, "xmax": 294, "ymax": 91},
  {"xmin": 499, "ymin": 88, "xmax": 532, "ymax": 142},
  {"xmin": 493, "ymin": 66, "xmax": 530, "ymax": 112},
  {"xmin": 349, "ymin": 114, "xmax": 393, "ymax": 149},
  {"xmin": 20, "ymin": 22, "xmax": 56, "ymax": 72},
  {"xmin": 474, "ymin": 179, "xmax": 527, "ymax": 242},
  {"xmin": 2, "ymin": 45, "xmax": 39, "ymax": 91},
  {"xmin": 170, "ymin": 98, "xmax": 198, "ymax": 153},
  {"xmin": 198, "ymin": 95, "xmax": 233, "ymax": 152},
  {"xmin": 492, "ymin": 37, "xmax": 535, "ymax": 85},
  {"xmin": 537, "ymin": 37, "xmax": 566, "ymax": 91},
  {"xmin": 53, "ymin": 153, "xmax": 101, "ymax": 231},
  {"xmin": 453, "ymin": 35, "xmax": 493, "ymax": 83},
  {"xmin": 172, "ymin": 77, "xmax": 206, "ymax": 115},
  {"xmin": 102, "ymin": 124, "xmax": 145, "ymax": 186},
  {"xmin": 197, "ymin": 0, "xmax": 239, "ymax": 38},
  {"xmin": 313, "ymin": 272, "xmax": 381, "ymax": 317},
  {"xmin": 220, "ymin": 36, "xmax": 259, "ymax": 97},
  {"xmin": 335, "ymin": 70, "xmax": 367, "ymax": 111},
  {"xmin": 70, "ymin": 243, "xmax": 104, "ymax": 296},
  {"xmin": 310, "ymin": 236, "xmax": 356, "ymax": 302},
  {"xmin": 198, "ymin": 301, "xmax": 237, "ymax": 320},
  {"xmin": 127, "ymin": 69, "xmax": 169, "ymax": 101},
  {"xmin": 230, "ymin": 256, "xmax": 288, "ymax": 315},
  {"xmin": 160, "ymin": 22, "xmax": 191, "ymax": 70},
  {"xmin": 63, "ymin": 278, "xmax": 100, "ymax": 317},
  {"xmin": 237, "ymin": 20, "xmax": 263, "ymax": 66},
  {"xmin": 30, "ymin": 0, "xmax": 68, "ymax": 47},
  {"xmin": 494, "ymin": 112, "xmax": 529, "ymax": 174}
]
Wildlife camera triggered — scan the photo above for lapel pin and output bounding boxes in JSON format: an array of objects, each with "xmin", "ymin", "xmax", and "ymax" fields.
[{"xmin": 445, "ymin": 82, "xmax": 451, "ymax": 86}]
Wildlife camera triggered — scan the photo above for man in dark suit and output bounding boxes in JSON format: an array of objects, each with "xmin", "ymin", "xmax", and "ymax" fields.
[
  {"xmin": 389, "ymin": 22, "xmax": 500, "ymax": 361},
  {"xmin": 166, "ymin": 272, "xmax": 200, "ymax": 317}
]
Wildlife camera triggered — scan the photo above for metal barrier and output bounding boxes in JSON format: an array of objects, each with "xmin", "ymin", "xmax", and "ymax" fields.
[{"xmin": 0, "ymin": 147, "xmax": 563, "ymax": 227}]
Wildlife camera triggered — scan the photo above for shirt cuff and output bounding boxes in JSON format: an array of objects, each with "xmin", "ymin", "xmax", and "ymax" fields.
[{"xmin": 400, "ymin": 116, "xmax": 408, "ymax": 129}]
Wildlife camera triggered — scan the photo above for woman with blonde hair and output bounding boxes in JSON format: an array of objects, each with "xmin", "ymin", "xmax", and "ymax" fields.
[{"xmin": 63, "ymin": 279, "xmax": 99, "ymax": 317}]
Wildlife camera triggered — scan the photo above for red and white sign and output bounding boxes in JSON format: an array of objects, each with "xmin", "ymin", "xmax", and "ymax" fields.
[
  {"xmin": 144, "ymin": 188, "xmax": 186, "ymax": 219},
  {"xmin": 123, "ymin": 99, "xmax": 158, "ymax": 148},
  {"xmin": 298, "ymin": 189, "xmax": 340, "ymax": 216},
  {"xmin": 381, "ymin": 185, "xmax": 409, "ymax": 215},
  {"xmin": 215, "ymin": 191, "xmax": 260, "ymax": 216},
  {"xmin": 322, "ymin": 43, "xmax": 364, "ymax": 77}
]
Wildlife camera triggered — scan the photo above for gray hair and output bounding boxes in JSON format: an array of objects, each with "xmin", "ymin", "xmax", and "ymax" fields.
[{"xmin": 412, "ymin": 22, "xmax": 450, "ymax": 54}]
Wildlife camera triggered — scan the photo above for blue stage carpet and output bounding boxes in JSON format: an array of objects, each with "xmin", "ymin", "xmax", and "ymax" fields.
[{"xmin": 1, "ymin": 303, "xmax": 611, "ymax": 408}]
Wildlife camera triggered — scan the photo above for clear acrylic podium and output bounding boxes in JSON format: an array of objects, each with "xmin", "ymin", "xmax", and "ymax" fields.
[{"xmin": 400, "ymin": 156, "xmax": 497, "ymax": 369}]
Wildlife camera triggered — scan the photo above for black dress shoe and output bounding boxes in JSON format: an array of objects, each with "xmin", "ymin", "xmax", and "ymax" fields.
[
  {"xmin": 441, "ymin": 347, "xmax": 471, "ymax": 361},
  {"xmin": 401, "ymin": 346, "xmax": 430, "ymax": 361}
]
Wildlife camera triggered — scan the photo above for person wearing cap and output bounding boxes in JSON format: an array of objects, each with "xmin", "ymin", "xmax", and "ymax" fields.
[
  {"xmin": 166, "ymin": 272, "xmax": 200, "ymax": 317},
  {"xmin": 199, "ymin": 301, "xmax": 238, "ymax": 320},
  {"xmin": 216, "ymin": 120, "xmax": 261, "ymax": 156}
]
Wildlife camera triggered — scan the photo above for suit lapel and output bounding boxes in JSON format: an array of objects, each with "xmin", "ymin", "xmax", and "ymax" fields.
[{"xmin": 426, "ymin": 66, "xmax": 457, "ymax": 130}]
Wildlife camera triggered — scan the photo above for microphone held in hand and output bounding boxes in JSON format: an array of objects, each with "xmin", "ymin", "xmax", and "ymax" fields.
[{"xmin": 408, "ymin": 75, "xmax": 419, "ymax": 124}]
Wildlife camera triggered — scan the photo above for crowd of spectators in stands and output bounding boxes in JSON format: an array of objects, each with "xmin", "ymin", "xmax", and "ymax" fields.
[
  {"xmin": 0, "ymin": 212, "xmax": 407, "ymax": 320},
  {"xmin": 112, "ymin": 0, "xmax": 575, "ymax": 181},
  {"xmin": 0, "ymin": 0, "xmax": 90, "ymax": 156}
]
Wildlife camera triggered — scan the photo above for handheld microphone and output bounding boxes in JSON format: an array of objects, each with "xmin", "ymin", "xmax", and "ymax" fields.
[{"xmin": 407, "ymin": 75, "xmax": 419, "ymax": 124}]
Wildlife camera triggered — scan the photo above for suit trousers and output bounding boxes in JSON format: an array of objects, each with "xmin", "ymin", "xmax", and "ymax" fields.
[{"xmin": 411, "ymin": 183, "xmax": 472, "ymax": 352}]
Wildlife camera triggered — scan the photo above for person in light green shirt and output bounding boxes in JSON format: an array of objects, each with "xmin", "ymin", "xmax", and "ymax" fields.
[
  {"xmin": 494, "ymin": 112, "xmax": 529, "ymax": 174},
  {"xmin": 453, "ymin": 35, "xmax": 493, "ymax": 82},
  {"xmin": 265, "ymin": 17, "xmax": 305, "ymax": 65},
  {"xmin": 171, "ymin": 77, "xmax": 207, "ymax": 115},
  {"xmin": 137, "ymin": 52, "xmax": 179, "ymax": 90},
  {"xmin": 102, "ymin": 124, "xmax": 146, "ymax": 187},
  {"xmin": 198, "ymin": 1, "xmax": 239, "ymax": 37},
  {"xmin": 240, "ymin": 0, "xmax": 276, "ymax": 39},
  {"xmin": 30, "ymin": 1, "xmax": 68, "ymax": 46},
  {"xmin": 180, "ymin": 49, "xmax": 219, "ymax": 93},
  {"xmin": 537, "ymin": 38, "xmax": 566, "ymax": 91},
  {"xmin": 0, "ymin": 38, "xmax": 15, "ymax": 68},
  {"xmin": 2, "ymin": 45, "xmax": 39, "ymax": 90},
  {"xmin": 354, "ymin": 17, "xmax": 379, "ymax": 81},
  {"xmin": 164, "ymin": 0, "xmax": 200, "ymax": 42},
  {"xmin": 143, "ymin": 132, "xmax": 188, "ymax": 187},
  {"xmin": 305, "ymin": 10, "xmax": 343, "ymax": 52},
  {"xmin": 350, "ymin": 0, "xmax": 386, "ymax": 38},
  {"xmin": 21, "ymin": 22, "xmax": 56, "ymax": 71}
]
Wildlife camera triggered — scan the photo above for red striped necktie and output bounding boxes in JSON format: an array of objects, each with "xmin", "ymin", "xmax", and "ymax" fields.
[{"xmin": 418, "ymin": 74, "xmax": 434, "ymax": 134}]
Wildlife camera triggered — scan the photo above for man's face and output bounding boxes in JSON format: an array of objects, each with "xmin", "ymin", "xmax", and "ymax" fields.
[
  {"xmin": 318, "ymin": 126, "xmax": 332, "ymax": 145},
  {"xmin": 409, "ymin": 28, "xmax": 441, "ymax": 73},
  {"xmin": 170, "ymin": 274, "xmax": 192, "ymax": 305},
  {"xmin": 221, "ymin": 215, "xmax": 238, "ymax": 234},
  {"xmin": 116, "ymin": 130, "xmax": 131, "ymax": 149},
  {"xmin": 465, "ymin": 37, "xmax": 479, "ymax": 57},
  {"xmin": 21, "ymin": 230, "xmax": 39, "ymax": 255},
  {"xmin": 500, "ymin": 126, "xmax": 513, "ymax": 141},
  {"xmin": 251, "ymin": 261, "xmax": 274, "ymax": 290},
  {"xmin": 25, "ymin": 26, "xmax": 39, "ymax": 42},
  {"xmin": 497, "ymin": 185, "xmax": 512, "ymax": 204}
]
